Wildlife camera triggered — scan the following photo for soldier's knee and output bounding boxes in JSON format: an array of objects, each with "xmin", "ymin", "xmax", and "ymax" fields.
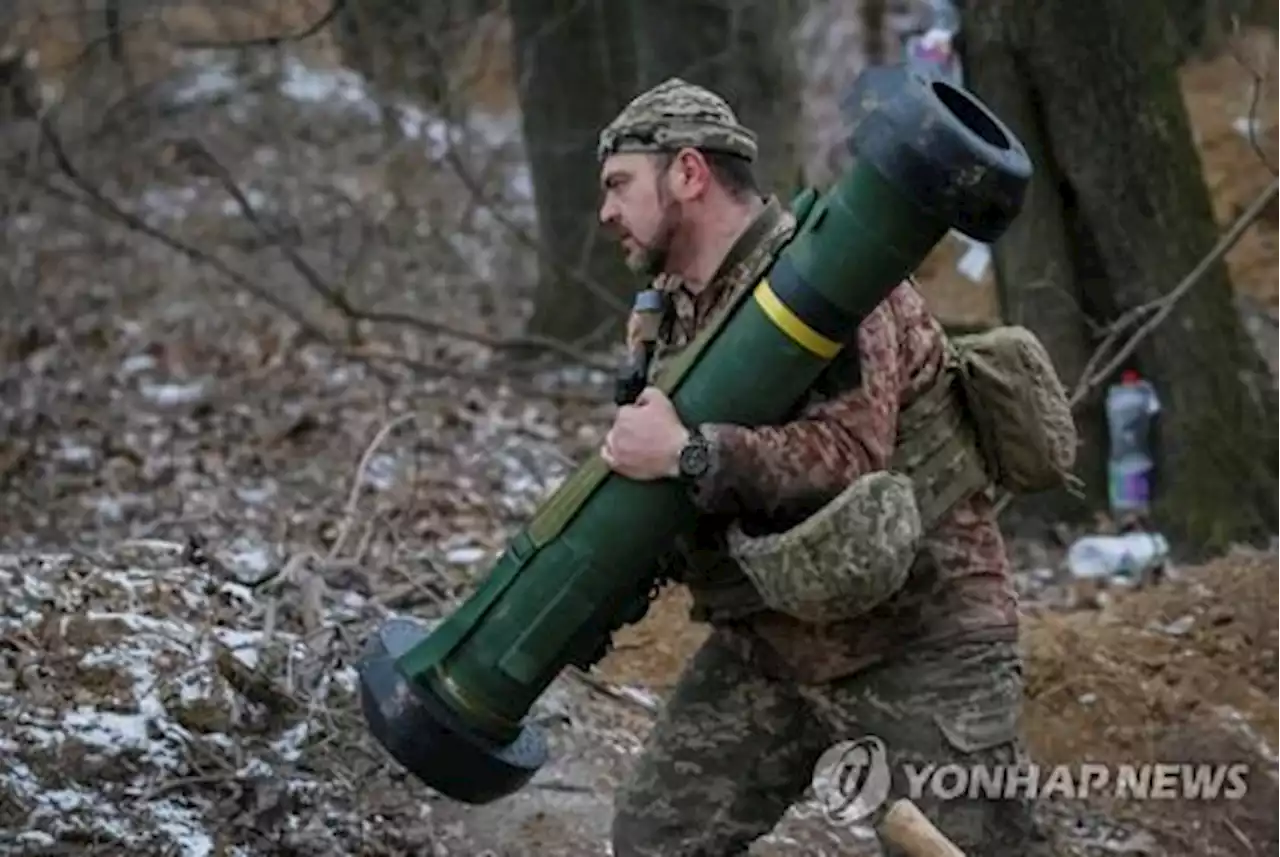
[
  {"xmin": 609, "ymin": 809, "xmax": 652, "ymax": 857},
  {"xmin": 610, "ymin": 784, "xmax": 670, "ymax": 857}
]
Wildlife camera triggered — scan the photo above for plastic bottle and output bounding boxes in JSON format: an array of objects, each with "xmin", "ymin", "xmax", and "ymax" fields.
[
  {"xmin": 1067, "ymin": 532, "xmax": 1170, "ymax": 587},
  {"xmin": 904, "ymin": 1, "xmax": 963, "ymax": 90},
  {"xmin": 902, "ymin": 0, "xmax": 992, "ymax": 283},
  {"xmin": 1105, "ymin": 369, "xmax": 1160, "ymax": 516}
]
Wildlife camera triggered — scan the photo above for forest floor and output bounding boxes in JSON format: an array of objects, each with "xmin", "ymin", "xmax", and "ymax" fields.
[{"xmin": 0, "ymin": 7, "xmax": 1276, "ymax": 857}]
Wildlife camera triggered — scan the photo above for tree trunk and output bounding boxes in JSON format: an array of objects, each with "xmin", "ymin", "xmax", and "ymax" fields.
[
  {"xmin": 508, "ymin": 0, "xmax": 639, "ymax": 347},
  {"xmin": 1164, "ymin": 0, "xmax": 1257, "ymax": 62},
  {"xmin": 628, "ymin": 0, "xmax": 807, "ymax": 201},
  {"xmin": 958, "ymin": 3, "xmax": 1109, "ymax": 530},
  {"xmin": 862, "ymin": 0, "xmax": 890, "ymax": 67},
  {"xmin": 332, "ymin": 0, "xmax": 491, "ymax": 141},
  {"xmin": 961, "ymin": 0, "xmax": 1278, "ymax": 555}
]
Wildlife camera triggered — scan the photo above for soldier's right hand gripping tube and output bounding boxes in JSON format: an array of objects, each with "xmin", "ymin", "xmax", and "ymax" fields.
[{"xmin": 357, "ymin": 67, "xmax": 1033, "ymax": 805}]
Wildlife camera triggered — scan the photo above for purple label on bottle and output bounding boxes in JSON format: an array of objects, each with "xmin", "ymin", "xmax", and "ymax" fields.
[{"xmin": 1109, "ymin": 469, "xmax": 1150, "ymax": 511}]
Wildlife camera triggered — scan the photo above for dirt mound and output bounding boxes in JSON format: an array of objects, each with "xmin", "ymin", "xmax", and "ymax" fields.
[
  {"xmin": 1023, "ymin": 548, "xmax": 1279, "ymax": 855},
  {"xmin": 1024, "ymin": 547, "xmax": 1277, "ymax": 766}
]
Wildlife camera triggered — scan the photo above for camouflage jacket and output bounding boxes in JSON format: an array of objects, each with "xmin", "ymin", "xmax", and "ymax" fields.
[{"xmin": 639, "ymin": 195, "xmax": 1019, "ymax": 685}]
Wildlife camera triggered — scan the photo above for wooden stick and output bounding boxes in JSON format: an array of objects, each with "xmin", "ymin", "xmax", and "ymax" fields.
[{"xmin": 877, "ymin": 798, "xmax": 967, "ymax": 857}]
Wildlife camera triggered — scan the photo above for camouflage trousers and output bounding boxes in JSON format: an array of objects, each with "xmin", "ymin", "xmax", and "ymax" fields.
[{"xmin": 611, "ymin": 630, "xmax": 1056, "ymax": 856}]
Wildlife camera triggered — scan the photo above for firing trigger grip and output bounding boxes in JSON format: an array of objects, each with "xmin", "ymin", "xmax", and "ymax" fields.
[
  {"xmin": 614, "ymin": 288, "xmax": 666, "ymax": 406},
  {"xmin": 614, "ymin": 347, "xmax": 653, "ymax": 406}
]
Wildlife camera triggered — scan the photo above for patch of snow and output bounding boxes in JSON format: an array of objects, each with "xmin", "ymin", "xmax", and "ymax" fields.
[
  {"xmin": 139, "ymin": 379, "xmax": 209, "ymax": 406},
  {"xmin": 139, "ymin": 186, "xmax": 201, "ymax": 222},
  {"xmin": 170, "ymin": 60, "xmax": 239, "ymax": 105},
  {"xmin": 235, "ymin": 482, "xmax": 278, "ymax": 506},
  {"xmin": 364, "ymin": 452, "xmax": 401, "ymax": 491},
  {"xmin": 217, "ymin": 537, "xmax": 278, "ymax": 584},
  {"xmin": 0, "ymin": 544, "xmax": 388, "ymax": 853},
  {"xmin": 279, "ymin": 60, "xmax": 375, "ymax": 114},
  {"xmin": 219, "ymin": 186, "xmax": 270, "ymax": 217},
  {"xmin": 55, "ymin": 439, "xmax": 94, "ymax": 465},
  {"xmin": 120, "ymin": 353, "xmax": 159, "ymax": 375},
  {"xmin": 446, "ymin": 546, "xmax": 487, "ymax": 564}
]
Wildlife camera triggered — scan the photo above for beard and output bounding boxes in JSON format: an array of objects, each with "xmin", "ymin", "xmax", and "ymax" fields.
[{"xmin": 625, "ymin": 193, "xmax": 681, "ymax": 277}]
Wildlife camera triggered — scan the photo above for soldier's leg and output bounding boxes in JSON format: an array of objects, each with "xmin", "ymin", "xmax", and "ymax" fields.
[
  {"xmin": 611, "ymin": 627, "xmax": 828, "ymax": 857},
  {"xmin": 802, "ymin": 639, "xmax": 1056, "ymax": 857}
]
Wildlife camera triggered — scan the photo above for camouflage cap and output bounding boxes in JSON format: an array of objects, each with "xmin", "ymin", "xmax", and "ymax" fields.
[
  {"xmin": 597, "ymin": 77, "xmax": 758, "ymax": 163},
  {"xmin": 725, "ymin": 471, "xmax": 923, "ymax": 625}
]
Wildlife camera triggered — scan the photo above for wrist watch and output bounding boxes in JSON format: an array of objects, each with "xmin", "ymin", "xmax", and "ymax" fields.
[{"xmin": 677, "ymin": 426, "xmax": 712, "ymax": 481}]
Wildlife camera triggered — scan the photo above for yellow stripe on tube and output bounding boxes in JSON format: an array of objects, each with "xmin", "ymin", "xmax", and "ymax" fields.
[{"xmin": 752, "ymin": 279, "xmax": 844, "ymax": 359}]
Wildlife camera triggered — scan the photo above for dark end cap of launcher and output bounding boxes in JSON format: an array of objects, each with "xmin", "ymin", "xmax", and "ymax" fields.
[
  {"xmin": 357, "ymin": 617, "xmax": 548, "ymax": 805},
  {"xmin": 841, "ymin": 65, "xmax": 1033, "ymax": 243}
]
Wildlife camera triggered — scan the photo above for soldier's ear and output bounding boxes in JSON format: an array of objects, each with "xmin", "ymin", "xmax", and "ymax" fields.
[{"xmin": 670, "ymin": 147, "xmax": 711, "ymax": 200}]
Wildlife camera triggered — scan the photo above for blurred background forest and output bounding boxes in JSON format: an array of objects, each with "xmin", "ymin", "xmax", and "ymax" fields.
[{"xmin": 0, "ymin": 1, "xmax": 1276, "ymax": 856}]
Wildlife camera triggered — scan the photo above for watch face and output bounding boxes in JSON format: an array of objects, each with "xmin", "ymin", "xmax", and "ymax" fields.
[{"xmin": 679, "ymin": 440, "xmax": 710, "ymax": 478}]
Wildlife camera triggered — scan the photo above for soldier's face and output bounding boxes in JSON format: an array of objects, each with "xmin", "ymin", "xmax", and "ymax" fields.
[{"xmin": 599, "ymin": 153, "xmax": 682, "ymax": 276}]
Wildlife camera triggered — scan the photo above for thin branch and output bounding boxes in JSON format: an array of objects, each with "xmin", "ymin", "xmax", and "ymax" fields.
[
  {"xmin": 341, "ymin": 345, "xmax": 612, "ymax": 404},
  {"xmin": 183, "ymin": 138, "xmax": 357, "ymax": 318},
  {"xmin": 173, "ymin": 0, "xmax": 348, "ymax": 50},
  {"xmin": 1225, "ymin": 16, "xmax": 1277, "ymax": 178},
  {"xmin": 995, "ymin": 176, "xmax": 1280, "ymax": 517},
  {"xmin": 1074, "ymin": 176, "xmax": 1279, "ymax": 399},
  {"xmin": 437, "ymin": 131, "xmax": 631, "ymax": 317},
  {"xmin": 23, "ymin": 109, "xmax": 334, "ymax": 343},
  {"xmin": 567, "ymin": 667, "xmax": 659, "ymax": 715},
  {"xmin": 12, "ymin": 111, "xmax": 616, "ymax": 384},
  {"xmin": 327, "ymin": 412, "xmax": 418, "ymax": 562},
  {"xmin": 186, "ymin": 137, "xmax": 616, "ymax": 370}
]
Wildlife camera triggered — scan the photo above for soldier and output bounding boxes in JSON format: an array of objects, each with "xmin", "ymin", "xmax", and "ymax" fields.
[{"xmin": 595, "ymin": 77, "xmax": 1060, "ymax": 856}]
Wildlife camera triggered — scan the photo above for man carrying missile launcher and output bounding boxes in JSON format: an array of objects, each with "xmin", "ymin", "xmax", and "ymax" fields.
[{"xmin": 596, "ymin": 77, "xmax": 1073, "ymax": 856}]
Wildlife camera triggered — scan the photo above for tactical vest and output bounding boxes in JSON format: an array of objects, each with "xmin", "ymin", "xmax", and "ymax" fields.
[
  {"xmin": 676, "ymin": 356, "xmax": 993, "ymax": 624},
  {"xmin": 640, "ymin": 197, "xmax": 997, "ymax": 623}
]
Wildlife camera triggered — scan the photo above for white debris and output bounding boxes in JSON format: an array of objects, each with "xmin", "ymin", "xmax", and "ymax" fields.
[
  {"xmin": 139, "ymin": 379, "xmax": 209, "ymax": 407},
  {"xmin": 446, "ymin": 546, "xmax": 487, "ymax": 564}
]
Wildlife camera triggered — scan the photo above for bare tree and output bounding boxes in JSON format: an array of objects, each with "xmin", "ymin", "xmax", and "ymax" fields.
[
  {"xmin": 0, "ymin": 43, "xmax": 42, "ymax": 120},
  {"xmin": 628, "ymin": 0, "xmax": 806, "ymax": 201},
  {"xmin": 331, "ymin": 0, "xmax": 492, "ymax": 133},
  {"xmin": 509, "ymin": 0, "xmax": 806, "ymax": 346},
  {"xmin": 960, "ymin": 0, "xmax": 1278, "ymax": 554},
  {"xmin": 506, "ymin": 0, "xmax": 639, "ymax": 347},
  {"xmin": 1164, "ymin": 0, "xmax": 1268, "ymax": 60},
  {"xmin": 861, "ymin": 0, "xmax": 890, "ymax": 66}
]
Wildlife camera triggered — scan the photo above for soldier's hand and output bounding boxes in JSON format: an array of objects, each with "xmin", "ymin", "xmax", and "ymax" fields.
[{"xmin": 601, "ymin": 386, "xmax": 688, "ymax": 481}]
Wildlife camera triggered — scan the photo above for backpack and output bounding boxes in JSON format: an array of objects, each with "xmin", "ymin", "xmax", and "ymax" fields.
[{"xmin": 947, "ymin": 325, "xmax": 1079, "ymax": 495}]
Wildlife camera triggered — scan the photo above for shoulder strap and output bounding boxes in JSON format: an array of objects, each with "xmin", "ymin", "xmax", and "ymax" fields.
[
  {"xmin": 527, "ymin": 190, "xmax": 819, "ymax": 549},
  {"xmin": 891, "ymin": 364, "xmax": 992, "ymax": 532}
]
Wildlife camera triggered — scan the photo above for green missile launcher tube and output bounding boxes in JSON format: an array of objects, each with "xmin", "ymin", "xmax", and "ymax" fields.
[{"xmin": 357, "ymin": 67, "xmax": 1033, "ymax": 805}]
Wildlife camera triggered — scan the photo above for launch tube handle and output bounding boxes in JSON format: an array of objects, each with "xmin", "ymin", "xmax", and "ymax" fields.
[
  {"xmin": 614, "ymin": 342, "xmax": 655, "ymax": 406},
  {"xmin": 877, "ymin": 798, "xmax": 967, "ymax": 857},
  {"xmin": 615, "ymin": 288, "xmax": 666, "ymax": 406}
]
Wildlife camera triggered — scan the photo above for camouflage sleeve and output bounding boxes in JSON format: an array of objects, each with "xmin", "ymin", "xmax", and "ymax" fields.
[{"xmin": 686, "ymin": 282, "xmax": 945, "ymax": 523}]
